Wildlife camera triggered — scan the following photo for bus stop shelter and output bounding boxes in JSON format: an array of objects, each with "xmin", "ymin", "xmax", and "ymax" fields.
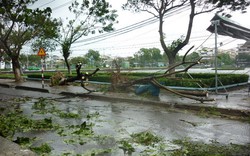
[
  {"xmin": 207, "ymin": 14, "xmax": 250, "ymax": 93},
  {"xmin": 207, "ymin": 14, "xmax": 250, "ymax": 40}
]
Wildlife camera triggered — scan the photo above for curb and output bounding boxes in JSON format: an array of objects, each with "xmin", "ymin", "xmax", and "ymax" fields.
[
  {"xmin": 15, "ymin": 86, "xmax": 49, "ymax": 93},
  {"xmin": 0, "ymin": 136, "xmax": 37, "ymax": 156},
  {"xmin": 0, "ymin": 83, "xmax": 49, "ymax": 93},
  {"xmin": 0, "ymin": 83, "xmax": 11, "ymax": 88}
]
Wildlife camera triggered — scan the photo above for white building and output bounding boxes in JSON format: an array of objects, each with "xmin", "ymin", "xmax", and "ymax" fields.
[
  {"xmin": 236, "ymin": 41, "xmax": 250, "ymax": 67},
  {"xmin": 237, "ymin": 41, "xmax": 250, "ymax": 54}
]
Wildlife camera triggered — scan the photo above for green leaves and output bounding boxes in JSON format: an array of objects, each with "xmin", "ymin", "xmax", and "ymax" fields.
[
  {"xmin": 119, "ymin": 140, "xmax": 135, "ymax": 154},
  {"xmin": 131, "ymin": 131, "xmax": 162, "ymax": 146},
  {"xmin": 168, "ymin": 35, "xmax": 185, "ymax": 52},
  {"xmin": 71, "ymin": 121, "xmax": 94, "ymax": 136},
  {"xmin": 172, "ymin": 139, "xmax": 250, "ymax": 156},
  {"xmin": 30, "ymin": 143, "xmax": 52, "ymax": 155},
  {"xmin": 0, "ymin": 113, "xmax": 56, "ymax": 138}
]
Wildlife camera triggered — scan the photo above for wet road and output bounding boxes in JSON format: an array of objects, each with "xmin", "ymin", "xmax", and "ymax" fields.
[{"xmin": 0, "ymin": 86, "xmax": 250, "ymax": 155}]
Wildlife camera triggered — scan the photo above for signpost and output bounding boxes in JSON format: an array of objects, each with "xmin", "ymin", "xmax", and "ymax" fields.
[{"xmin": 37, "ymin": 48, "xmax": 46, "ymax": 88}]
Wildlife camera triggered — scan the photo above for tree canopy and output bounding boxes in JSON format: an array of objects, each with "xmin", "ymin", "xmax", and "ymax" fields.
[
  {"xmin": 0, "ymin": 0, "xmax": 59, "ymax": 81},
  {"xmin": 134, "ymin": 48, "xmax": 163, "ymax": 67},
  {"xmin": 55, "ymin": 0, "xmax": 118, "ymax": 74},
  {"xmin": 85, "ymin": 49, "xmax": 101, "ymax": 67}
]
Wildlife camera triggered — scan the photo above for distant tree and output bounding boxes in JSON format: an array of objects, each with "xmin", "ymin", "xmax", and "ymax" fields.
[
  {"xmin": 127, "ymin": 56, "xmax": 137, "ymax": 67},
  {"xmin": 151, "ymin": 48, "xmax": 162, "ymax": 62},
  {"xmin": 19, "ymin": 54, "xmax": 41, "ymax": 68},
  {"xmin": 0, "ymin": 0, "xmax": 59, "ymax": 82},
  {"xmin": 186, "ymin": 52, "xmax": 200, "ymax": 62},
  {"xmin": 112, "ymin": 57, "xmax": 125, "ymax": 68},
  {"xmin": 85, "ymin": 49, "xmax": 101, "ymax": 67},
  {"xmin": 123, "ymin": 0, "xmax": 250, "ymax": 73},
  {"xmin": 54, "ymin": 0, "xmax": 118, "ymax": 74},
  {"xmin": 134, "ymin": 48, "xmax": 162, "ymax": 67},
  {"xmin": 236, "ymin": 52, "xmax": 250, "ymax": 67},
  {"xmin": 70, "ymin": 56, "xmax": 87, "ymax": 66},
  {"xmin": 218, "ymin": 53, "xmax": 234, "ymax": 66},
  {"xmin": 140, "ymin": 48, "xmax": 152, "ymax": 66}
]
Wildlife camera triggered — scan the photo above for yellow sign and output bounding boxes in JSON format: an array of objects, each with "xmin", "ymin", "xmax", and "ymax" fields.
[{"xmin": 37, "ymin": 48, "xmax": 46, "ymax": 56}]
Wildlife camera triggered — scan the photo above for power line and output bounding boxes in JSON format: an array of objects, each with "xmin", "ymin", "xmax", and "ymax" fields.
[
  {"xmin": 52, "ymin": 0, "xmax": 74, "ymax": 11},
  {"xmin": 51, "ymin": 2, "xmax": 239, "ymax": 56},
  {"xmin": 49, "ymin": 1, "xmax": 192, "ymax": 52},
  {"xmin": 220, "ymin": 39, "xmax": 237, "ymax": 47},
  {"xmin": 71, "ymin": 4, "xmax": 190, "ymax": 48},
  {"xmin": 37, "ymin": 0, "xmax": 55, "ymax": 8},
  {"xmin": 70, "ymin": 35, "xmax": 213, "ymax": 52},
  {"xmin": 193, "ymin": 33, "xmax": 213, "ymax": 51}
]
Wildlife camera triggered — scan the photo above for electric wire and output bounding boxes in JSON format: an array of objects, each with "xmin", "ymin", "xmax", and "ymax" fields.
[
  {"xmin": 44, "ymin": 1, "xmax": 202, "ymax": 53},
  {"xmin": 36, "ymin": 0, "xmax": 207, "ymax": 50},
  {"xmin": 72, "ymin": 4, "xmax": 191, "ymax": 46},
  {"xmin": 219, "ymin": 39, "xmax": 237, "ymax": 47},
  {"xmin": 52, "ymin": 0, "xmax": 74, "ymax": 11},
  {"xmin": 38, "ymin": 1, "xmax": 245, "ymax": 62},
  {"xmin": 37, "ymin": 0, "xmax": 55, "ymax": 8},
  {"xmin": 70, "ymin": 34, "xmax": 213, "ymax": 52},
  {"xmin": 194, "ymin": 33, "xmax": 213, "ymax": 51}
]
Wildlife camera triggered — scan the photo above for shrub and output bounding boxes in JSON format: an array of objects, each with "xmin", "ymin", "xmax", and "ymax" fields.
[{"xmin": 26, "ymin": 72, "xmax": 249, "ymax": 88}]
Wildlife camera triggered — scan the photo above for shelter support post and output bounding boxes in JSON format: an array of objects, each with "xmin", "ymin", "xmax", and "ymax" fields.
[{"xmin": 211, "ymin": 20, "xmax": 220, "ymax": 94}]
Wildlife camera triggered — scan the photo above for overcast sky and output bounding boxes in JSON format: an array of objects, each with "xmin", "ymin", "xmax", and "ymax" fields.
[{"xmin": 26, "ymin": 0, "xmax": 250, "ymax": 58}]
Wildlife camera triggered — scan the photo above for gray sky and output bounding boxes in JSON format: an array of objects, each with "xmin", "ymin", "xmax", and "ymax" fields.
[{"xmin": 26, "ymin": 0, "xmax": 250, "ymax": 58}]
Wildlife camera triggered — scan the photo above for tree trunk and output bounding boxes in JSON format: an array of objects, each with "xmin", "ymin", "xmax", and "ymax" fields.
[
  {"xmin": 12, "ymin": 57, "xmax": 23, "ymax": 82},
  {"xmin": 64, "ymin": 57, "xmax": 71, "ymax": 75},
  {"xmin": 168, "ymin": 55, "xmax": 176, "ymax": 74},
  {"xmin": 158, "ymin": 12, "xmax": 176, "ymax": 74}
]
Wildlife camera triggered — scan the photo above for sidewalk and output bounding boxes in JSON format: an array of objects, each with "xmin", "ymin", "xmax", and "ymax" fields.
[
  {"xmin": 0, "ymin": 78, "xmax": 249, "ymax": 116},
  {"xmin": 0, "ymin": 137, "xmax": 36, "ymax": 156}
]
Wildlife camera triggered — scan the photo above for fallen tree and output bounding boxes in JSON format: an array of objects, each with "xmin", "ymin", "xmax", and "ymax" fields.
[
  {"xmin": 50, "ymin": 46, "xmax": 214, "ymax": 102},
  {"xmin": 50, "ymin": 62, "xmax": 100, "ymax": 92},
  {"xmin": 110, "ymin": 46, "xmax": 214, "ymax": 103}
]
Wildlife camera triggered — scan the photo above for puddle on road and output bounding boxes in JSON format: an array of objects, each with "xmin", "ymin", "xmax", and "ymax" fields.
[{"xmin": 10, "ymin": 97, "xmax": 250, "ymax": 155}]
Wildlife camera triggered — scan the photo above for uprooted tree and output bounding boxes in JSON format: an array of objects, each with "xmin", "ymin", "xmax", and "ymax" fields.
[
  {"xmin": 50, "ymin": 62, "xmax": 100, "ymax": 92},
  {"xmin": 110, "ymin": 46, "xmax": 214, "ymax": 103},
  {"xmin": 52, "ymin": 48, "xmax": 213, "ymax": 103}
]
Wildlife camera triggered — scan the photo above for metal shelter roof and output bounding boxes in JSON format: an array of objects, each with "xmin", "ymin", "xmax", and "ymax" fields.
[{"xmin": 207, "ymin": 14, "xmax": 250, "ymax": 41}]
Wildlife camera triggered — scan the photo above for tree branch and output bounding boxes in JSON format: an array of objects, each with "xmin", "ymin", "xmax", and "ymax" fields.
[{"xmin": 151, "ymin": 78, "xmax": 214, "ymax": 103}]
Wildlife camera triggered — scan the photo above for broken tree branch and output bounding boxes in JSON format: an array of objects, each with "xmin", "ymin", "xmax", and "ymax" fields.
[
  {"xmin": 111, "ymin": 45, "xmax": 214, "ymax": 102},
  {"xmin": 151, "ymin": 78, "xmax": 214, "ymax": 103}
]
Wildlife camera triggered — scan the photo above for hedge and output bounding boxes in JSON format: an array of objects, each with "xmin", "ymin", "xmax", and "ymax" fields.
[{"xmin": 27, "ymin": 72, "xmax": 249, "ymax": 88}]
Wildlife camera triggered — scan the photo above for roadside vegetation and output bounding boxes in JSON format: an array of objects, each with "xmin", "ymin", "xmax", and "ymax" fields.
[{"xmin": 0, "ymin": 71, "xmax": 248, "ymax": 89}]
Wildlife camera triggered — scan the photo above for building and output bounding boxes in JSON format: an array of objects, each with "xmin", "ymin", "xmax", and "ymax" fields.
[
  {"xmin": 236, "ymin": 41, "xmax": 250, "ymax": 67},
  {"xmin": 237, "ymin": 41, "xmax": 250, "ymax": 54}
]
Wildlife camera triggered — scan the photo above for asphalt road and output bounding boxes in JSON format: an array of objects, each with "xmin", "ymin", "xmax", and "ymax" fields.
[{"xmin": 0, "ymin": 86, "xmax": 250, "ymax": 155}]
